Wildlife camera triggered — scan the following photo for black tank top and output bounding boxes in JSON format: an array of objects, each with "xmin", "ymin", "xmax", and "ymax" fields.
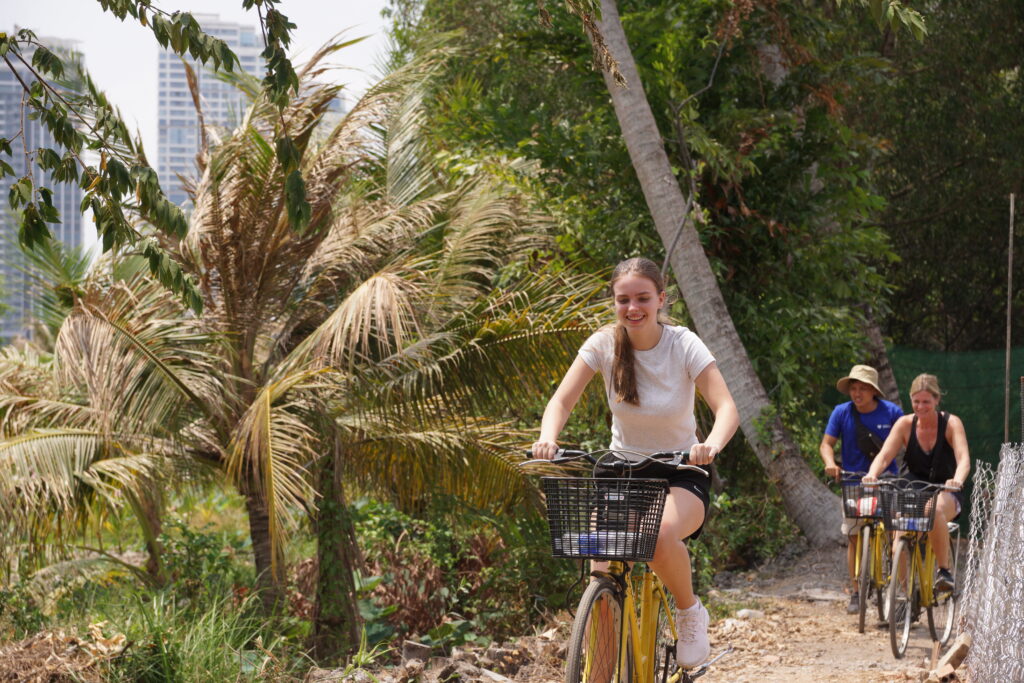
[{"xmin": 901, "ymin": 411, "xmax": 956, "ymax": 483}]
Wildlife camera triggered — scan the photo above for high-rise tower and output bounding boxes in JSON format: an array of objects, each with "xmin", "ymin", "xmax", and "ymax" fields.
[
  {"xmin": 0, "ymin": 36, "xmax": 85, "ymax": 342},
  {"xmin": 157, "ymin": 14, "xmax": 262, "ymax": 206}
]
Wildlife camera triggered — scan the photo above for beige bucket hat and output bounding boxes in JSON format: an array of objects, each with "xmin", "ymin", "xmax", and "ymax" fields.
[{"xmin": 836, "ymin": 364, "xmax": 883, "ymax": 397}]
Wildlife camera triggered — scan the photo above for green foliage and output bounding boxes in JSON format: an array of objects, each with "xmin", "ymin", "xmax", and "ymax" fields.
[
  {"xmin": 842, "ymin": 0, "xmax": 1024, "ymax": 351},
  {"xmin": 102, "ymin": 591, "xmax": 302, "ymax": 682},
  {"xmin": 0, "ymin": 582, "xmax": 45, "ymax": 640},
  {"xmin": 351, "ymin": 496, "xmax": 576, "ymax": 650},
  {"xmin": 157, "ymin": 519, "xmax": 252, "ymax": 604},
  {"xmin": 689, "ymin": 488, "xmax": 799, "ymax": 590}
]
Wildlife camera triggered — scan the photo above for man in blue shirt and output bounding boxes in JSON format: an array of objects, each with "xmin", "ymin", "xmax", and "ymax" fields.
[{"xmin": 819, "ymin": 364, "xmax": 902, "ymax": 614}]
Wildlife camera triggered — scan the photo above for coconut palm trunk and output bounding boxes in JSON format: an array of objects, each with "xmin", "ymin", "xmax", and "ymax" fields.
[{"xmin": 596, "ymin": 0, "xmax": 841, "ymax": 546}]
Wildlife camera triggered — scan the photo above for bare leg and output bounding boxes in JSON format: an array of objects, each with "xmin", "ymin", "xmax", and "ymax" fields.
[
  {"xmin": 647, "ymin": 487, "xmax": 705, "ymax": 608},
  {"xmin": 929, "ymin": 492, "xmax": 958, "ymax": 569},
  {"xmin": 847, "ymin": 534, "xmax": 859, "ymax": 592}
]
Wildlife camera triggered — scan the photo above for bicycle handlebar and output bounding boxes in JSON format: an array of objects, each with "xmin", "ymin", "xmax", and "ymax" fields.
[
  {"xmin": 868, "ymin": 477, "xmax": 961, "ymax": 492},
  {"xmin": 521, "ymin": 448, "xmax": 710, "ymax": 477}
]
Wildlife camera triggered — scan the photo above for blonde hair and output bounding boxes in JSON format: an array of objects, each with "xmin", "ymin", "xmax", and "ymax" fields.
[
  {"xmin": 610, "ymin": 257, "xmax": 668, "ymax": 405},
  {"xmin": 909, "ymin": 373, "xmax": 943, "ymax": 399}
]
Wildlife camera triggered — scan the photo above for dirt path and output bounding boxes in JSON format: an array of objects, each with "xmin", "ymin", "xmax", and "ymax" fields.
[
  {"xmin": 704, "ymin": 543, "xmax": 937, "ymax": 682},
  {"xmin": 313, "ymin": 542, "xmax": 953, "ymax": 682}
]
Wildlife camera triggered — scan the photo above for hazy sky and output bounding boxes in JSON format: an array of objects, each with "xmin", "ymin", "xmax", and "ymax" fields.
[{"xmin": 5, "ymin": 0, "xmax": 392, "ymax": 161}]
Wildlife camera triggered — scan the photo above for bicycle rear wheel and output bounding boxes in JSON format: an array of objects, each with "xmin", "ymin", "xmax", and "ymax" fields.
[
  {"xmin": 566, "ymin": 578, "xmax": 631, "ymax": 683},
  {"xmin": 857, "ymin": 525, "xmax": 871, "ymax": 633},
  {"xmin": 888, "ymin": 538, "xmax": 914, "ymax": 659}
]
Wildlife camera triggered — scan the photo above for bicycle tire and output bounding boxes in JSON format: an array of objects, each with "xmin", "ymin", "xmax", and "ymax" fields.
[
  {"xmin": 888, "ymin": 538, "xmax": 914, "ymax": 659},
  {"xmin": 565, "ymin": 578, "xmax": 631, "ymax": 683},
  {"xmin": 858, "ymin": 525, "xmax": 871, "ymax": 633},
  {"xmin": 875, "ymin": 528, "xmax": 891, "ymax": 623},
  {"xmin": 653, "ymin": 587, "xmax": 677, "ymax": 683},
  {"xmin": 927, "ymin": 587, "xmax": 956, "ymax": 645}
]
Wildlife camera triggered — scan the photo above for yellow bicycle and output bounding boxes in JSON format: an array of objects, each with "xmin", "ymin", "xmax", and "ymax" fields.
[
  {"xmin": 527, "ymin": 448, "xmax": 729, "ymax": 683},
  {"xmin": 840, "ymin": 470, "xmax": 891, "ymax": 633},
  {"xmin": 878, "ymin": 479, "xmax": 961, "ymax": 658}
]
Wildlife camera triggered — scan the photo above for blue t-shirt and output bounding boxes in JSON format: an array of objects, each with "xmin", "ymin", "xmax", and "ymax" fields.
[{"xmin": 824, "ymin": 399, "xmax": 902, "ymax": 475}]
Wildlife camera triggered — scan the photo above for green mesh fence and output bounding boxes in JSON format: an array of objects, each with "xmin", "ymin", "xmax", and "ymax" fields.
[
  {"xmin": 888, "ymin": 345, "xmax": 1022, "ymax": 467},
  {"xmin": 887, "ymin": 346, "xmax": 1023, "ymax": 532}
]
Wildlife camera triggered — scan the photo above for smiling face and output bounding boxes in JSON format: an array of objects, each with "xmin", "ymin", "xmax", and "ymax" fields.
[
  {"xmin": 612, "ymin": 273, "xmax": 665, "ymax": 334},
  {"xmin": 847, "ymin": 380, "xmax": 878, "ymax": 411},
  {"xmin": 910, "ymin": 389, "xmax": 939, "ymax": 418}
]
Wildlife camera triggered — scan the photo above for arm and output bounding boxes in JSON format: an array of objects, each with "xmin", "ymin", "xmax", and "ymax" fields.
[
  {"xmin": 533, "ymin": 356, "xmax": 596, "ymax": 459},
  {"xmin": 819, "ymin": 434, "xmax": 840, "ymax": 480},
  {"xmin": 864, "ymin": 416, "xmax": 911, "ymax": 482},
  {"xmin": 691, "ymin": 362, "xmax": 739, "ymax": 466},
  {"xmin": 945, "ymin": 414, "xmax": 971, "ymax": 489}
]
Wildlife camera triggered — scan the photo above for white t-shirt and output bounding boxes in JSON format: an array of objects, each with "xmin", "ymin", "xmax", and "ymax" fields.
[{"xmin": 578, "ymin": 324, "xmax": 715, "ymax": 458}]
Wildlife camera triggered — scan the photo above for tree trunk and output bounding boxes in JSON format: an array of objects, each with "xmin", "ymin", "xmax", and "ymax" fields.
[
  {"xmin": 243, "ymin": 485, "xmax": 284, "ymax": 611},
  {"xmin": 311, "ymin": 437, "xmax": 363, "ymax": 663},
  {"xmin": 596, "ymin": 0, "xmax": 841, "ymax": 546},
  {"xmin": 860, "ymin": 304, "xmax": 901, "ymax": 407}
]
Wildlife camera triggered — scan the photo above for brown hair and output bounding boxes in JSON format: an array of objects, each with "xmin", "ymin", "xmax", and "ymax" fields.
[
  {"xmin": 909, "ymin": 373, "xmax": 943, "ymax": 400},
  {"xmin": 611, "ymin": 257, "xmax": 667, "ymax": 405}
]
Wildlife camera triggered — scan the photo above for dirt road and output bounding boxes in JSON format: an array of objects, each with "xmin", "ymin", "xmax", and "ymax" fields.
[{"xmin": 318, "ymin": 542, "xmax": 954, "ymax": 682}]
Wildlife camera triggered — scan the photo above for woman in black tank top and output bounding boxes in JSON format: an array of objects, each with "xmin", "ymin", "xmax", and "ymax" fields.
[{"xmin": 862, "ymin": 374, "xmax": 970, "ymax": 589}]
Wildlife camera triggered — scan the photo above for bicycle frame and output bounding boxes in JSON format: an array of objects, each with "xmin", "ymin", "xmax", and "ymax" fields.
[
  {"xmin": 853, "ymin": 519, "xmax": 887, "ymax": 590},
  {"xmin": 600, "ymin": 561, "xmax": 683, "ymax": 683}
]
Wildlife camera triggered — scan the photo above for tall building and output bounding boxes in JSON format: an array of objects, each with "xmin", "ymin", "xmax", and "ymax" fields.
[
  {"xmin": 157, "ymin": 14, "xmax": 263, "ymax": 206},
  {"xmin": 0, "ymin": 35, "xmax": 85, "ymax": 342}
]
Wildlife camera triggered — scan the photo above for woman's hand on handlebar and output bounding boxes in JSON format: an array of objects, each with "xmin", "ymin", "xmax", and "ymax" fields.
[
  {"xmin": 531, "ymin": 440, "xmax": 559, "ymax": 460},
  {"xmin": 944, "ymin": 478, "xmax": 963, "ymax": 491},
  {"xmin": 861, "ymin": 473, "xmax": 879, "ymax": 485},
  {"xmin": 823, "ymin": 463, "xmax": 840, "ymax": 480},
  {"xmin": 689, "ymin": 442, "xmax": 720, "ymax": 466}
]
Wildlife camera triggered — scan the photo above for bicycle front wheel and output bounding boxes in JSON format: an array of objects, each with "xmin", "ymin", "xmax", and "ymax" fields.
[
  {"xmin": 888, "ymin": 538, "xmax": 914, "ymax": 659},
  {"xmin": 566, "ymin": 578, "xmax": 631, "ymax": 683},
  {"xmin": 875, "ymin": 530, "xmax": 892, "ymax": 623},
  {"xmin": 927, "ymin": 577, "xmax": 957, "ymax": 645},
  {"xmin": 857, "ymin": 525, "xmax": 871, "ymax": 633},
  {"xmin": 653, "ymin": 588, "xmax": 677, "ymax": 682}
]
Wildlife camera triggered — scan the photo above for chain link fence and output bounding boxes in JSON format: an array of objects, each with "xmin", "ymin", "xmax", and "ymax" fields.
[{"xmin": 958, "ymin": 444, "xmax": 1024, "ymax": 681}]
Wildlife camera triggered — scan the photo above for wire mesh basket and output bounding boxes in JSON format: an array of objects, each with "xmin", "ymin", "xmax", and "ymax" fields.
[
  {"xmin": 880, "ymin": 484, "xmax": 937, "ymax": 532},
  {"xmin": 541, "ymin": 477, "xmax": 668, "ymax": 561},
  {"xmin": 841, "ymin": 480, "xmax": 882, "ymax": 519}
]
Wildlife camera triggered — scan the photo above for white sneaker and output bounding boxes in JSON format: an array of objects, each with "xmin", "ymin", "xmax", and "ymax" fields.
[{"xmin": 674, "ymin": 600, "xmax": 711, "ymax": 668}]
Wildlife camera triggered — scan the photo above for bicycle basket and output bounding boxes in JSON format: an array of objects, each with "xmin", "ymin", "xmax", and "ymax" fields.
[
  {"xmin": 880, "ymin": 485, "xmax": 937, "ymax": 532},
  {"xmin": 541, "ymin": 477, "xmax": 668, "ymax": 561},
  {"xmin": 841, "ymin": 480, "xmax": 882, "ymax": 519}
]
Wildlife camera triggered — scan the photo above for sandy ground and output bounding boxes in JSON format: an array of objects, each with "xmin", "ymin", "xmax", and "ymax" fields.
[
  {"xmin": 703, "ymin": 543, "xmax": 942, "ymax": 682},
  {"xmin": 371, "ymin": 541, "xmax": 957, "ymax": 683}
]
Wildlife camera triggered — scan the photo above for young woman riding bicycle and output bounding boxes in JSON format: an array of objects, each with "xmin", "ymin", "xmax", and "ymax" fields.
[
  {"xmin": 863, "ymin": 373, "xmax": 971, "ymax": 593},
  {"xmin": 531, "ymin": 257, "xmax": 739, "ymax": 668}
]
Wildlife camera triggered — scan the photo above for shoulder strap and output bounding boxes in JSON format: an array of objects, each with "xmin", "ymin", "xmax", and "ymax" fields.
[{"xmin": 851, "ymin": 407, "xmax": 884, "ymax": 453}]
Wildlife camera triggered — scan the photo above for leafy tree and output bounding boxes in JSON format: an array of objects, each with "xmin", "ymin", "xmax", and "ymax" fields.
[{"xmin": 843, "ymin": 0, "xmax": 1024, "ymax": 351}]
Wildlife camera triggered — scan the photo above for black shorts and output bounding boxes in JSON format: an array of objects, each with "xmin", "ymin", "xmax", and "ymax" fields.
[
  {"xmin": 595, "ymin": 460, "xmax": 711, "ymax": 541},
  {"xmin": 904, "ymin": 474, "xmax": 963, "ymax": 521}
]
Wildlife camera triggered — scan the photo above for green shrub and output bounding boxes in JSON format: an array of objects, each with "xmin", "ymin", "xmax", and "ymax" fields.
[
  {"xmin": 351, "ymin": 497, "xmax": 575, "ymax": 651},
  {"xmin": 0, "ymin": 582, "xmax": 45, "ymax": 640}
]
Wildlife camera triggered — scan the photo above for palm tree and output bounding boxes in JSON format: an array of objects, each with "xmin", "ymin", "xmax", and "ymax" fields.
[
  {"xmin": 0, "ymin": 40, "xmax": 608, "ymax": 659},
  {"xmin": 592, "ymin": 0, "xmax": 842, "ymax": 545}
]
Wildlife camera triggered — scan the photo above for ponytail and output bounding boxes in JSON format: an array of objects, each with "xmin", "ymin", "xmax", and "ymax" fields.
[{"xmin": 613, "ymin": 325, "xmax": 639, "ymax": 405}]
